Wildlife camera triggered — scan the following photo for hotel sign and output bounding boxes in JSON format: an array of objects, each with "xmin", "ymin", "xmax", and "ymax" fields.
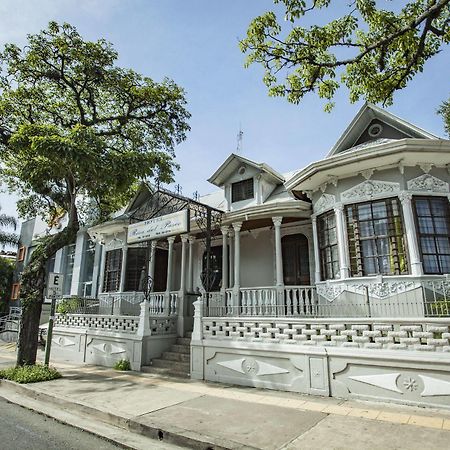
[{"xmin": 127, "ymin": 210, "xmax": 189, "ymax": 243}]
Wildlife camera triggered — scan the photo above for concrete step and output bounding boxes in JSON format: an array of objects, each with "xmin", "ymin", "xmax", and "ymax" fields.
[
  {"xmin": 170, "ymin": 344, "xmax": 190, "ymax": 354},
  {"xmin": 162, "ymin": 351, "xmax": 190, "ymax": 363},
  {"xmin": 141, "ymin": 365, "xmax": 190, "ymax": 379},
  {"xmin": 176, "ymin": 337, "xmax": 191, "ymax": 346},
  {"xmin": 152, "ymin": 359, "xmax": 190, "ymax": 373}
]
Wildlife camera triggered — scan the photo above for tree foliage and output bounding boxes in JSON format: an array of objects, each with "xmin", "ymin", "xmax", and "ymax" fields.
[
  {"xmin": 240, "ymin": 0, "xmax": 450, "ymax": 110},
  {"xmin": 0, "ymin": 22, "xmax": 190, "ymax": 365}
]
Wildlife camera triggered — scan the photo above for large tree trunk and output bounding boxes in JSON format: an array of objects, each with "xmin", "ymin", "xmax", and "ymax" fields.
[{"xmin": 16, "ymin": 205, "xmax": 79, "ymax": 366}]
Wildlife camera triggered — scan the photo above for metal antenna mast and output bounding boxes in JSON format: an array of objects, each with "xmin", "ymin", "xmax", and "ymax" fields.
[{"xmin": 236, "ymin": 125, "xmax": 243, "ymax": 154}]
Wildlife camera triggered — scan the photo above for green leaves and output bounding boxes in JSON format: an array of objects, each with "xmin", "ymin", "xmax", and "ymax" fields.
[{"xmin": 240, "ymin": 0, "xmax": 450, "ymax": 110}]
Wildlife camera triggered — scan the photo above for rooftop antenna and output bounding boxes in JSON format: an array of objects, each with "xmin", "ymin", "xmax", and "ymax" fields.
[{"xmin": 236, "ymin": 125, "xmax": 243, "ymax": 154}]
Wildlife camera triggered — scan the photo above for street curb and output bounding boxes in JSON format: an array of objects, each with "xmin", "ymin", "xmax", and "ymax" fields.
[{"xmin": 0, "ymin": 380, "xmax": 254, "ymax": 450}]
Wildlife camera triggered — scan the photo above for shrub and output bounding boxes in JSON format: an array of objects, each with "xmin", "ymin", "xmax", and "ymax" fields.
[
  {"xmin": 113, "ymin": 359, "xmax": 131, "ymax": 371},
  {"xmin": 56, "ymin": 298, "xmax": 82, "ymax": 314},
  {"xmin": 0, "ymin": 364, "xmax": 62, "ymax": 383}
]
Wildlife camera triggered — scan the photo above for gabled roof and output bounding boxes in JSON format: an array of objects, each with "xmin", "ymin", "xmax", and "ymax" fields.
[
  {"xmin": 208, "ymin": 153, "xmax": 285, "ymax": 187},
  {"xmin": 328, "ymin": 103, "xmax": 438, "ymax": 157}
]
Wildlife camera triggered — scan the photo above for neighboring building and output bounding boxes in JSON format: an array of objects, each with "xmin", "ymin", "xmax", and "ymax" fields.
[{"xmin": 18, "ymin": 104, "xmax": 450, "ymax": 408}]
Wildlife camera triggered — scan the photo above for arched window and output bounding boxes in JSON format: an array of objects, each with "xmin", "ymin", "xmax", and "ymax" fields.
[{"xmin": 282, "ymin": 234, "xmax": 310, "ymax": 285}]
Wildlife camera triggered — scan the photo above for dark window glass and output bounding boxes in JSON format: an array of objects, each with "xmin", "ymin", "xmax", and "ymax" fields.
[
  {"xmin": 345, "ymin": 198, "xmax": 408, "ymax": 277},
  {"xmin": 125, "ymin": 247, "xmax": 147, "ymax": 291},
  {"xmin": 231, "ymin": 178, "xmax": 254, "ymax": 203},
  {"xmin": 317, "ymin": 211, "xmax": 339, "ymax": 280},
  {"xmin": 103, "ymin": 249, "xmax": 122, "ymax": 292},
  {"xmin": 413, "ymin": 196, "xmax": 450, "ymax": 274},
  {"xmin": 202, "ymin": 246, "xmax": 223, "ymax": 291}
]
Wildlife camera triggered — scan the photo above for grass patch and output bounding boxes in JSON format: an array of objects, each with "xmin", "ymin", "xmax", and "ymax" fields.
[
  {"xmin": 113, "ymin": 359, "xmax": 131, "ymax": 371},
  {"xmin": 0, "ymin": 364, "xmax": 62, "ymax": 384}
]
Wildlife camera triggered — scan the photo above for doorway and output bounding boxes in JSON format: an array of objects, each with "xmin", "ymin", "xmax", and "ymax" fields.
[
  {"xmin": 153, "ymin": 248, "xmax": 168, "ymax": 292},
  {"xmin": 282, "ymin": 234, "xmax": 311, "ymax": 285}
]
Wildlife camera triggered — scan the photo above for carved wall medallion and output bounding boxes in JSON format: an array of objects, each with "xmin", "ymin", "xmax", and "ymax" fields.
[
  {"xmin": 407, "ymin": 174, "xmax": 449, "ymax": 193},
  {"xmin": 217, "ymin": 357, "xmax": 289, "ymax": 376},
  {"xmin": 341, "ymin": 180, "xmax": 400, "ymax": 202},
  {"xmin": 314, "ymin": 193, "xmax": 336, "ymax": 215},
  {"xmin": 90, "ymin": 342, "xmax": 126, "ymax": 355},
  {"xmin": 52, "ymin": 336, "xmax": 75, "ymax": 347}
]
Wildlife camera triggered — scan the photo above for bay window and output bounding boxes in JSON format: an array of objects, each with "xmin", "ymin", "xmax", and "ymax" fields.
[
  {"xmin": 103, "ymin": 249, "xmax": 122, "ymax": 292},
  {"xmin": 345, "ymin": 198, "xmax": 408, "ymax": 276}
]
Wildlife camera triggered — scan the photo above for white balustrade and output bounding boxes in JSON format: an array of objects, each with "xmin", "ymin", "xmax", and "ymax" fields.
[
  {"xmin": 169, "ymin": 292, "xmax": 178, "ymax": 316},
  {"xmin": 284, "ymin": 286, "xmax": 317, "ymax": 316},
  {"xmin": 240, "ymin": 287, "xmax": 277, "ymax": 316},
  {"xmin": 149, "ymin": 292, "xmax": 165, "ymax": 315}
]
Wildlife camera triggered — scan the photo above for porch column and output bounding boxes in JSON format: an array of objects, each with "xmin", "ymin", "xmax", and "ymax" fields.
[
  {"xmin": 272, "ymin": 217, "xmax": 284, "ymax": 286},
  {"xmin": 180, "ymin": 234, "xmax": 188, "ymax": 293},
  {"xmin": 311, "ymin": 215, "xmax": 322, "ymax": 284},
  {"xmin": 187, "ymin": 236, "xmax": 195, "ymax": 292},
  {"xmin": 166, "ymin": 236, "xmax": 175, "ymax": 292},
  {"xmin": 119, "ymin": 239, "xmax": 128, "ymax": 292},
  {"xmin": 97, "ymin": 243, "xmax": 107, "ymax": 293},
  {"xmin": 228, "ymin": 229, "xmax": 234, "ymax": 288},
  {"xmin": 148, "ymin": 240, "xmax": 157, "ymax": 291},
  {"xmin": 221, "ymin": 226, "xmax": 229, "ymax": 291},
  {"xmin": 334, "ymin": 204, "xmax": 350, "ymax": 279},
  {"xmin": 233, "ymin": 222, "xmax": 242, "ymax": 289},
  {"xmin": 399, "ymin": 192, "xmax": 423, "ymax": 276}
]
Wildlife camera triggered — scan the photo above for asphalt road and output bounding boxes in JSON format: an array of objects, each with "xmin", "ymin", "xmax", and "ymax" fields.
[{"xmin": 0, "ymin": 396, "xmax": 122, "ymax": 450}]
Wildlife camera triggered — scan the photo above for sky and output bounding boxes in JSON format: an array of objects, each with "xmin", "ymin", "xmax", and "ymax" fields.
[{"xmin": 0, "ymin": 0, "xmax": 449, "ymax": 222}]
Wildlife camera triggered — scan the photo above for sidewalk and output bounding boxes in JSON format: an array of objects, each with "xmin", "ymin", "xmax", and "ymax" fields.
[{"xmin": 1, "ymin": 345, "xmax": 450, "ymax": 450}]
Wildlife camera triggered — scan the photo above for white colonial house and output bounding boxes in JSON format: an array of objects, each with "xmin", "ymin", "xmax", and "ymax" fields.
[{"xmin": 17, "ymin": 103, "xmax": 450, "ymax": 409}]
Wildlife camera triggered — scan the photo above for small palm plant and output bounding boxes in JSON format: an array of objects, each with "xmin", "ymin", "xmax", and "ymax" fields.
[{"xmin": 0, "ymin": 208, "xmax": 18, "ymax": 248}]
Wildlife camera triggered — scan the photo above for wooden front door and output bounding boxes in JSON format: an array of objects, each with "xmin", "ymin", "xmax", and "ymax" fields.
[
  {"xmin": 153, "ymin": 248, "xmax": 168, "ymax": 292},
  {"xmin": 282, "ymin": 234, "xmax": 311, "ymax": 285}
]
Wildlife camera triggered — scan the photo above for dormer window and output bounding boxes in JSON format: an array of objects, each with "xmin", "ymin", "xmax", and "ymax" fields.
[{"xmin": 232, "ymin": 178, "xmax": 254, "ymax": 203}]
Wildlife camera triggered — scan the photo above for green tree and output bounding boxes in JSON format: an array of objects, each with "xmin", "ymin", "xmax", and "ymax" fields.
[
  {"xmin": 438, "ymin": 98, "xmax": 450, "ymax": 135},
  {"xmin": 0, "ymin": 257, "xmax": 15, "ymax": 314},
  {"xmin": 240, "ymin": 0, "xmax": 450, "ymax": 110},
  {"xmin": 0, "ymin": 209, "xmax": 18, "ymax": 248},
  {"xmin": 0, "ymin": 22, "xmax": 190, "ymax": 366}
]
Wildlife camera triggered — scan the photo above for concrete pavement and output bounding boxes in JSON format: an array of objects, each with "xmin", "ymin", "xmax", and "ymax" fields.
[{"xmin": 1, "ymin": 344, "xmax": 450, "ymax": 449}]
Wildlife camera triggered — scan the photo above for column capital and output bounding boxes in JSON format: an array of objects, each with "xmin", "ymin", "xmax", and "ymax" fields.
[
  {"xmin": 333, "ymin": 203, "xmax": 344, "ymax": 213},
  {"xmin": 167, "ymin": 236, "xmax": 176, "ymax": 245},
  {"xmin": 272, "ymin": 216, "xmax": 283, "ymax": 227},
  {"xmin": 188, "ymin": 235, "xmax": 196, "ymax": 244},
  {"xmin": 181, "ymin": 234, "xmax": 189, "ymax": 243},
  {"xmin": 220, "ymin": 225, "xmax": 230, "ymax": 235},
  {"xmin": 311, "ymin": 214, "xmax": 317, "ymax": 225},
  {"xmin": 232, "ymin": 222, "xmax": 243, "ymax": 232},
  {"xmin": 398, "ymin": 191, "xmax": 413, "ymax": 204},
  {"xmin": 150, "ymin": 240, "xmax": 157, "ymax": 250}
]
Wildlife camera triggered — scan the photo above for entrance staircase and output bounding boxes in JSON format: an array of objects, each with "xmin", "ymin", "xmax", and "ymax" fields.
[{"xmin": 141, "ymin": 331, "xmax": 191, "ymax": 378}]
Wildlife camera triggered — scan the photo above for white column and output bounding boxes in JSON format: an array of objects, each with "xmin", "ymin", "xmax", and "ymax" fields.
[
  {"xmin": 180, "ymin": 235, "xmax": 188, "ymax": 293},
  {"xmin": 187, "ymin": 236, "xmax": 195, "ymax": 292},
  {"xmin": 97, "ymin": 244, "xmax": 107, "ymax": 293},
  {"xmin": 399, "ymin": 192, "xmax": 423, "ymax": 276},
  {"xmin": 119, "ymin": 242, "xmax": 128, "ymax": 292},
  {"xmin": 272, "ymin": 217, "xmax": 284, "ymax": 286},
  {"xmin": 311, "ymin": 215, "xmax": 322, "ymax": 284},
  {"xmin": 334, "ymin": 204, "xmax": 350, "ymax": 279},
  {"xmin": 233, "ymin": 222, "xmax": 242, "ymax": 288},
  {"xmin": 228, "ymin": 230, "xmax": 234, "ymax": 288},
  {"xmin": 148, "ymin": 241, "xmax": 157, "ymax": 291},
  {"xmin": 221, "ymin": 226, "xmax": 229, "ymax": 291},
  {"xmin": 166, "ymin": 236, "xmax": 175, "ymax": 292}
]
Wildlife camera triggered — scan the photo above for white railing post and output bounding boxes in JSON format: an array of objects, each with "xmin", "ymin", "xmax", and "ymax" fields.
[
  {"xmin": 191, "ymin": 296, "xmax": 203, "ymax": 342},
  {"xmin": 232, "ymin": 222, "xmax": 242, "ymax": 312},
  {"xmin": 137, "ymin": 300, "xmax": 151, "ymax": 337}
]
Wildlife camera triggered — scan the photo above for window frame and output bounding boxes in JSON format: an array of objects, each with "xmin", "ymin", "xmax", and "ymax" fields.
[
  {"xmin": 11, "ymin": 283, "xmax": 20, "ymax": 300},
  {"xmin": 124, "ymin": 247, "xmax": 148, "ymax": 292},
  {"xmin": 412, "ymin": 195, "xmax": 450, "ymax": 275},
  {"xmin": 231, "ymin": 178, "xmax": 254, "ymax": 203},
  {"xmin": 102, "ymin": 249, "xmax": 123, "ymax": 292},
  {"xmin": 345, "ymin": 197, "xmax": 408, "ymax": 277},
  {"xmin": 317, "ymin": 210, "xmax": 339, "ymax": 281},
  {"xmin": 17, "ymin": 246, "xmax": 26, "ymax": 262}
]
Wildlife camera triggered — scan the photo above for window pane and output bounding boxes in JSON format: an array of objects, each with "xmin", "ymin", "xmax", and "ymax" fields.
[
  {"xmin": 359, "ymin": 221, "xmax": 374, "ymax": 237},
  {"xmin": 436, "ymin": 237, "xmax": 450, "ymax": 254},
  {"xmin": 363, "ymin": 257, "xmax": 378, "ymax": 275},
  {"xmin": 418, "ymin": 217, "xmax": 434, "ymax": 233},
  {"xmin": 372, "ymin": 202, "xmax": 387, "ymax": 219},
  {"xmin": 415, "ymin": 199, "xmax": 431, "ymax": 216},
  {"xmin": 361, "ymin": 239, "xmax": 377, "ymax": 257},
  {"xmin": 378, "ymin": 255, "xmax": 390, "ymax": 274},
  {"xmin": 423, "ymin": 254, "xmax": 439, "ymax": 273},
  {"xmin": 421, "ymin": 237, "xmax": 436, "ymax": 254},
  {"xmin": 431, "ymin": 199, "xmax": 446, "ymax": 216},
  {"xmin": 434, "ymin": 217, "xmax": 449, "ymax": 234},
  {"xmin": 358, "ymin": 204, "xmax": 372, "ymax": 220},
  {"xmin": 373, "ymin": 219, "xmax": 388, "ymax": 235}
]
